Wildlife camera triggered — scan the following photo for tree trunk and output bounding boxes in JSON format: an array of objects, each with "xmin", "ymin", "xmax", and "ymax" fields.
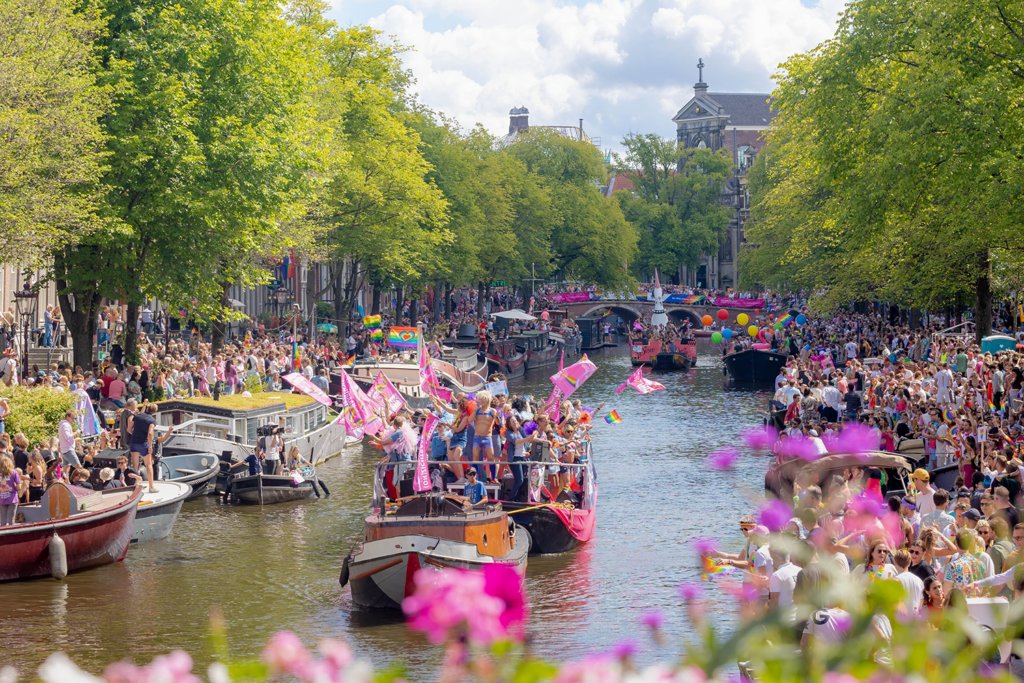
[
  {"xmin": 123, "ymin": 300, "xmax": 140, "ymax": 367},
  {"xmin": 410, "ymin": 296, "xmax": 419, "ymax": 327},
  {"xmin": 332, "ymin": 261, "xmax": 346, "ymax": 330},
  {"xmin": 54, "ymin": 249, "xmax": 103, "ymax": 372},
  {"xmin": 395, "ymin": 286, "xmax": 404, "ymax": 322},
  {"xmin": 975, "ymin": 249, "xmax": 993, "ymax": 343},
  {"xmin": 445, "ymin": 282, "xmax": 453, "ymax": 318},
  {"xmin": 432, "ymin": 280, "xmax": 442, "ymax": 325},
  {"xmin": 210, "ymin": 282, "xmax": 230, "ymax": 354},
  {"xmin": 371, "ymin": 284, "xmax": 382, "ymax": 316},
  {"xmin": 476, "ymin": 281, "xmax": 485, "ymax": 318}
]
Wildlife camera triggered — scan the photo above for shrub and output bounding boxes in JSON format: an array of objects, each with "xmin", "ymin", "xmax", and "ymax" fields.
[
  {"xmin": 241, "ymin": 373, "xmax": 264, "ymax": 396},
  {"xmin": 0, "ymin": 385, "xmax": 77, "ymax": 447}
]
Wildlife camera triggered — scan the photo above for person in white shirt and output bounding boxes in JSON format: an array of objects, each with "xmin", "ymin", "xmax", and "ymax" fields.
[
  {"xmin": 893, "ymin": 548, "xmax": 924, "ymax": 615},
  {"xmin": 768, "ymin": 553, "xmax": 802, "ymax": 614},
  {"xmin": 911, "ymin": 469, "xmax": 937, "ymax": 516}
]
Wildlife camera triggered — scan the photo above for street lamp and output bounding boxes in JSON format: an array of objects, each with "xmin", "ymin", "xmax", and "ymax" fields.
[
  {"xmin": 12, "ymin": 281, "xmax": 38, "ymax": 379},
  {"xmin": 274, "ymin": 288, "xmax": 289, "ymax": 323}
]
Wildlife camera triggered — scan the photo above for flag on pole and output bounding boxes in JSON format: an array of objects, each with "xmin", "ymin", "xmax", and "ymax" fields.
[
  {"xmin": 76, "ymin": 389, "xmax": 101, "ymax": 436},
  {"xmin": 550, "ymin": 354, "xmax": 598, "ymax": 399},
  {"xmin": 616, "ymin": 367, "xmax": 667, "ymax": 395},
  {"xmin": 413, "ymin": 413, "xmax": 439, "ymax": 493},
  {"xmin": 388, "ymin": 326, "xmax": 419, "ymax": 349},
  {"xmin": 292, "ymin": 342, "xmax": 301, "ymax": 371},
  {"xmin": 334, "ymin": 368, "xmax": 383, "ymax": 436},
  {"xmin": 373, "ymin": 371, "xmax": 408, "ymax": 414},
  {"xmin": 542, "ymin": 386, "xmax": 562, "ymax": 420},
  {"xmin": 604, "ymin": 410, "xmax": 623, "ymax": 424},
  {"xmin": 282, "ymin": 372, "xmax": 333, "ymax": 407},
  {"xmin": 418, "ymin": 329, "xmax": 453, "ymax": 402}
]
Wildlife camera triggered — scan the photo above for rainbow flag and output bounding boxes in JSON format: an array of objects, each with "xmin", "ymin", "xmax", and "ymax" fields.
[
  {"xmin": 604, "ymin": 410, "xmax": 622, "ymax": 424},
  {"xmin": 363, "ymin": 314, "xmax": 381, "ymax": 330},
  {"xmin": 682, "ymin": 294, "xmax": 706, "ymax": 305},
  {"xmin": 775, "ymin": 313, "xmax": 793, "ymax": 327},
  {"xmin": 369, "ymin": 329, "xmax": 383, "ymax": 342},
  {"xmin": 388, "ymin": 326, "xmax": 418, "ymax": 349},
  {"xmin": 701, "ymin": 555, "xmax": 736, "ymax": 580},
  {"xmin": 292, "ymin": 341, "xmax": 301, "ymax": 371},
  {"xmin": 943, "ymin": 409, "xmax": 956, "ymax": 424}
]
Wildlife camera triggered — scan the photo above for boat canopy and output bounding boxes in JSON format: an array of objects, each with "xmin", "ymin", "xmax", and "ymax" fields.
[{"xmin": 492, "ymin": 309, "xmax": 537, "ymax": 321}]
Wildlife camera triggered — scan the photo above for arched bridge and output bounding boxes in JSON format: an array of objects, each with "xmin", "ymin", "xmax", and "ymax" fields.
[{"xmin": 554, "ymin": 298, "xmax": 763, "ymax": 327}]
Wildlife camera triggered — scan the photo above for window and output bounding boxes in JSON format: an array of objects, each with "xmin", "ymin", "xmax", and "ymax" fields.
[{"xmin": 737, "ymin": 145, "xmax": 752, "ymax": 170}]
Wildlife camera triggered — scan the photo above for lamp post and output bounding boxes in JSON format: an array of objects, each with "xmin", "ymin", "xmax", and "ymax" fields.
[
  {"xmin": 274, "ymin": 288, "xmax": 289, "ymax": 325},
  {"xmin": 12, "ymin": 281, "xmax": 38, "ymax": 379}
]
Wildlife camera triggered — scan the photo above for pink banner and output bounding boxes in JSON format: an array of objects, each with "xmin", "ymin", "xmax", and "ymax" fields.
[
  {"xmin": 335, "ymin": 368, "xmax": 383, "ymax": 436},
  {"xmin": 373, "ymin": 371, "xmax": 408, "ymax": 415},
  {"xmin": 711, "ymin": 297, "xmax": 765, "ymax": 309},
  {"xmin": 413, "ymin": 413, "xmax": 439, "ymax": 493},
  {"xmin": 282, "ymin": 372, "xmax": 333, "ymax": 407},
  {"xmin": 548, "ymin": 291, "xmax": 593, "ymax": 304},
  {"xmin": 550, "ymin": 354, "xmax": 598, "ymax": 399},
  {"xmin": 616, "ymin": 367, "xmax": 666, "ymax": 395}
]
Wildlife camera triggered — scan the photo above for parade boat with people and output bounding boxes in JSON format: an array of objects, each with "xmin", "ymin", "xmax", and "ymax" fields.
[
  {"xmin": 339, "ymin": 464, "xmax": 529, "ymax": 610},
  {"xmin": 485, "ymin": 338, "xmax": 527, "ymax": 379},
  {"xmin": 628, "ymin": 272, "xmax": 696, "ymax": 371},
  {"xmin": 130, "ymin": 480, "xmax": 191, "ymax": 543},
  {"xmin": 519, "ymin": 330, "xmax": 561, "ymax": 371},
  {"xmin": 0, "ymin": 482, "xmax": 143, "ymax": 582}
]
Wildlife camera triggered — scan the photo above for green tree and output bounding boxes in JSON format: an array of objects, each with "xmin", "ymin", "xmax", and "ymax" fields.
[
  {"xmin": 613, "ymin": 134, "xmax": 732, "ymax": 278},
  {"xmin": 0, "ymin": 0, "xmax": 108, "ymax": 264},
  {"xmin": 745, "ymin": 0, "xmax": 1024, "ymax": 338},
  {"xmin": 56, "ymin": 0, "xmax": 319, "ymax": 366}
]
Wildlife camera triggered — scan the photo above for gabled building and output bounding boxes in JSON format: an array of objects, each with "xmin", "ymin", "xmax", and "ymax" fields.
[
  {"xmin": 495, "ymin": 106, "xmax": 598, "ymax": 149},
  {"xmin": 671, "ymin": 60, "xmax": 773, "ymax": 290}
]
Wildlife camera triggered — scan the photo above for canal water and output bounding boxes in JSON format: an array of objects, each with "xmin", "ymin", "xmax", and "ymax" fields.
[{"xmin": 0, "ymin": 344, "xmax": 770, "ymax": 678}]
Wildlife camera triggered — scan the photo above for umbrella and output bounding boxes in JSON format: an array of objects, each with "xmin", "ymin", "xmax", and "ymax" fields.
[
  {"xmin": 491, "ymin": 309, "xmax": 537, "ymax": 321},
  {"xmin": 228, "ymin": 298, "xmax": 245, "ymax": 309},
  {"xmin": 317, "ymin": 323, "xmax": 338, "ymax": 333}
]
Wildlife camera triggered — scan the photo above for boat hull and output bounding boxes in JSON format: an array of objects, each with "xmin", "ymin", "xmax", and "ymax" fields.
[
  {"xmin": 228, "ymin": 474, "xmax": 317, "ymax": 504},
  {"xmin": 723, "ymin": 349, "xmax": 789, "ymax": 388},
  {"xmin": 158, "ymin": 452, "xmax": 220, "ymax": 498},
  {"xmin": 525, "ymin": 345, "xmax": 560, "ymax": 371},
  {"xmin": 631, "ymin": 340, "xmax": 697, "ymax": 368},
  {"xmin": 345, "ymin": 533, "xmax": 529, "ymax": 610},
  {"xmin": 0, "ymin": 487, "xmax": 142, "ymax": 582},
  {"xmin": 132, "ymin": 482, "xmax": 191, "ymax": 543},
  {"xmin": 502, "ymin": 482, "xmax": 597, "ymax": 555},
  {"xmin": 487, "ymin": 351, "xmax": 526, "ymax": 379}
]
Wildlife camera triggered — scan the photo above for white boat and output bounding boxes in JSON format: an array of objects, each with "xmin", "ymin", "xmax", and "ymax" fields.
[{"xmin": 131, "ymin": 481, "xmax": 191, "ymax": 543}]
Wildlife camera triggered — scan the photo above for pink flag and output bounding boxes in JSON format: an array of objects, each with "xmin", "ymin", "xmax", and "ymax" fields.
[
  {"xmin": 543, "ymin": 386, "xmax": 562, "ymax": 420},
  {"xmin": 616, "ymin": 367, "xmax": 667, "ymax": 395},
  {"xmin": 550, "ymin": 354, "xmax": 598, "ymax": 399},
  {"xmin": 335, "ymin": 368, "xmax": 383, "ymax": 436},
  {"xmin": 419, "ymin": 349, "xmax": 453, "ymax": 402},
  {"xmin": 413, "ymin": 413, "xmax": 439, "ymax": 493},
  {"xmin": 559, "ymin": 349, "xmax": 565, "ymax": 373},
  {"xmin": 373, "ymin": 371, "xmax": 408, "ymax": 414},
  {"xmin": 282, "ymin": 372, "xmax": 333, "ymax": 407}
]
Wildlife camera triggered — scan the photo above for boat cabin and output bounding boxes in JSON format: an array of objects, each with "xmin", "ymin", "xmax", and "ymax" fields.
[
  {"xmin": 157, "ymin": 393, "xmax": 328, "ymax": 446},
  {"xmin": 18, "ymin": 482, "xmax": 137, "ymax": 524}
]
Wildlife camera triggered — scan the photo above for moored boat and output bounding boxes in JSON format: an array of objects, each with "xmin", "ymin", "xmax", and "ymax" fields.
[
  {"xmin": 486, "ymin": 338, "xmax": 526, "ymax": 378},
  {"xmin": 157, "ymin": 452, "xmax": 220, "ymax": 497},
  {"xmin": 132, "ymin": 481, "xmax": 191, "ymax": 543},
  {"xmin": 722, "ymin": 348, "xmax": 789, "ymax": 388},
  {"xmin": 340, "ymin": 471, "xmax": 529, "ymax": 609},
  {"xmin": 224, "ymin": 465, "xmax": 324, "ymax": 505},
  {"xmin": 0, "ymin": 482, "xmax": 142, "ymax": 582}
]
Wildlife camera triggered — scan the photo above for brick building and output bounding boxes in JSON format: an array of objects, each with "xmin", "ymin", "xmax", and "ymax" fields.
[{"xmin": 671, "ymin": 60, "xmax": 773, "ymax": 289}]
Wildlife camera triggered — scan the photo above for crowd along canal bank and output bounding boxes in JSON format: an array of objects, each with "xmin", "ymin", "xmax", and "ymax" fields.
[{"xmin": 0, "ymin": 343, "xmax": 767, "ymax": 678}]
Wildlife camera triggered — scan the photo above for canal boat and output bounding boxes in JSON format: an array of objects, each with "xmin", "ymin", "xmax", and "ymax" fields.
[
  {"xmin": 131, "ymin": 481, "xmax": 191, "ymax": 543},
  {"xmin": 223, "ymin": 464, "xmax": 323, "ymax": 505},
  {"xmin": 499, "ymin": 452, "xmax": 598, "ymax": 555},
  {"xmin": 722, "ymin": 347, "xmax": 789, "ymax": 388},
  {"xmin": 765, "ymin": 452, "xmax": 912, "ymax": 500},
  {"xmin": 516, "ymin": 330, "xmax": 561, "ymax": 371},
  {"xmin": 340, "ymin": 470, "xmax": 529, "ymax": 609},
  {"xmin": 630, "ymin": 338, "xmax": 697, "ymax": 370},
  {"xmin": 157, "ymin": 452, "xmax": 220, "ymax": 497},
  {"xmin": 346, "ymin": 357, "xmax": 488, "ymax": 397},
  {"xmin": 0, "ymin": 482, "xmax": 142, "ymax": 582},
  {"xmin": 485, "ymin": 338, "xmax": 526, "ymax": 378},
  {"xmin": 157, "ymin": 392, "xmax": 346, "ymax": 467}
]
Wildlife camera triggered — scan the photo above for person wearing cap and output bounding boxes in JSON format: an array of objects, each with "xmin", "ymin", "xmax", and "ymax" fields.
[
  {"xmin": 462, "ymin": 467, "xmax": 487, "ymax": 507},
  {"xmin": 710, "ymin": 515, "xmax": 756, "ymax": 564},
  {"xmin": 910, "ymin": 469, "xmax": 936, "ymax": 515}
]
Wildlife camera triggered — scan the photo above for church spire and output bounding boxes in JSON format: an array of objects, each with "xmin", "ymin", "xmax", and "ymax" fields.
[{"xmin": 695, "ymin": 57, "xmax": 708, "ymax": 95}]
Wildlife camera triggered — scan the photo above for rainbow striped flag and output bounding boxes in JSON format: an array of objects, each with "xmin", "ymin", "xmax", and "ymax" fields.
[
  {"xmin": 363, "ymin": 314, "xmax": 381, "ymax": 330},
  {"xmin": 682, "ymin": 294, "xmax": 706, "ymax": 305},
  {"xmin": 701, "ymin": 555, "xmax": 736, "ymax": 580},
  {"xmin": 388, "ymin": 326, "xmax": 419, "ymax": 349},
  {"xmin": 775, "ymin": 313, "xmax": 794, "ymax": 327},
  {"xmin": 292, "ymin": 341, "xmax": 301, "ymax": 371},
  {"xmin": 943, "ymin": 409, "xmax": 956, "ymax": 424},
  {"xmin": 604, "ymin": 410, "xmax": 622, "ymax": 424},
  {"xmin": 370, "ymin": 329, "xmax": 383, "ymax": 342}
]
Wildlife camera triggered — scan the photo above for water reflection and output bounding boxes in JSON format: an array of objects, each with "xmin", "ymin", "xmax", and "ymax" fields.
[{"xmin": 0, "ymin": 346, "xmax": 769, "ymax": 677}]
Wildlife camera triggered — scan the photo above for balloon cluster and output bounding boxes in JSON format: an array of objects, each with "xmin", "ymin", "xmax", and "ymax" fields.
[{"xmin": 707, "ymin": 309, "xmax": 809, "ymax": 344}]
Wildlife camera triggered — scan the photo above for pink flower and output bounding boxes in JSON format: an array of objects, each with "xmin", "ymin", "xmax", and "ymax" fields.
[
  {"xmin": 611, "ymin": 640, "xmax": 638, "ymax": 660},
  {"xmin": 742, "ymin": 426, "xmax": 778, "ymax": 451},
  {"xmin": 827, "ymin": 422, "xmax": 880, "ymax": 455},
  {"xmin": 318, "ymin": 640, "xmax": 352, "ymax": 671},
  {"xmin": 639, "ymin": 609, "xmax": 665, "ymax": 630},
  {"xmin": 553, "ymin": 656, "xmax": 621, "ymax": 683},
  {"xmin": 708, "ymin": 447, "xmax": 740, "ymax": 471},
  {"xmin": 692, "ymin": 537, "xmax": 718, "ymax": 556},
  {"xmin": 263, "ymin": 631, "xmax": 312, "ymax": 678},
  {"xmin": 403, "ymin": 565, "xmax": 527, "ymax": 646},
  {"xmin": 103, "ymin": 651, "xmax": 200, "ymax": 683},
  {"xmin": 757, "ymin": 499, "xmax": 793, "ymax": 532},
  {"xmin": 721, "ymin": 580, "xmax": 760, "ymax": 603},
  {"xmin": 677, "ymin": 582, "xmax": 703, "ymax": 601},
  {"xmin": 823, "ymin": 674, "xmax": 859, "ymax": 683},
  {"xmin": 776, "ymin": 435, "xmax": 820, "ymax": 461}
]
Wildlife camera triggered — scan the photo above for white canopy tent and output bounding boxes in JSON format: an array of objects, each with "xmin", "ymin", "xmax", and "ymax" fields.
[{"xmin": 491, "ymin": 309, "xmax": 537, "ymax": 321}]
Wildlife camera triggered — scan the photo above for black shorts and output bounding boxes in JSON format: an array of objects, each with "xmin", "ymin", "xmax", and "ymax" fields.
[{"xmin": 129, "ymin": 442, "xmax": 150, "ymax": 456}]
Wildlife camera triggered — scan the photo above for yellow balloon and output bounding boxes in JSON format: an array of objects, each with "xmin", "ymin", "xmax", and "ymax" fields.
[
  {"xmin": 747, "ymin": 325, "xmax": 759, "ymax": 337},
  {"xmin": 737, "ymin": 313, "xmax": 749, "ymax": 326}
]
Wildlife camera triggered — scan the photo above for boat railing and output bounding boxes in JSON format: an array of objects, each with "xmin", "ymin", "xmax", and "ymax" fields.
[
  {"xmin": 371, "ymin": 457, "xmax": 595, "ymax": 511},
  {"xmin": 430, "ymin": 358, "xmax": 487, "ymax": 392}
]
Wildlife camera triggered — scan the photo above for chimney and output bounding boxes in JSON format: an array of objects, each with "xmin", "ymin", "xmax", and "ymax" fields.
[{"xmin": 509, "ymin": 106, "xmax": 529, "ymax": 135}]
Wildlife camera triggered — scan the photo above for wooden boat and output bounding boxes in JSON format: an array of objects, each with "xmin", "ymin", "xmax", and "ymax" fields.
[
  {"xmin": 132, "ymin": 481, "xmax": 191, "ymax": 543},
  {"xmin": 0, "ymin": 482, "xmax": 142, "ymax": 582},
  {"xmin": 224, "ymin": 465, "xmax": 323, "ymax": 505},
  {"xmin": 722, "ymin": 348, "xmax": 789, "ymax": 388},
  {"xmin": 515, "ymin": 330, "xmax": 560, "ymax": 371},
  {"xmin": 340, "ymin": 474, "xmax": 529, "ymax": 609},
  {"xmin": 499, "ymin": 450, "xmax": 598, "ymax": 555},
  {"xmin": 630, "ymin": 338, "xmax": 697, "ymax": 370},
  {"xmin": 158, "ymin": 392, "xmax": 347, "ymax": 467},
  {"xmin": 485, "ymin": 338, "xmax": 526, "ymax": 379}
]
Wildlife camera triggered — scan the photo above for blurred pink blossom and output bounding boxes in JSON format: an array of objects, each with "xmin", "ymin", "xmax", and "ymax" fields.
[
  {"xmin": 825, "ymin": 423, "xmax": 880, "ymax": 455},
  {"xmin": 692, "ymin": 537, "xmax": 718, "ymax": 556},
  {"xmin": 262, "ymin": 631, "xmax": 312, "ymax": 679},
  {"xmin": 708, "ymin": 447, "xmax": 740, "ymax": 471},
  {"xmin": 677, "ymin": 582, "xmax": 703, "ymax": 601},
  {"xmin": 776, "ymin": 435, "xmax": 820, "ymax": 461},
  {"xmin": 104, "ymin": 651, "xmax": 200, "ymax": 683},
  {"xmin": 639, "ymin": 609, "xmax": 665, "ymax": 630},
  {"xmin": 742, "ymin": 426, "xmax": 778, "ymax": 451},
  {"xmin": 757, "ymin": 499, "xmax": 793, "ymax": 532}
]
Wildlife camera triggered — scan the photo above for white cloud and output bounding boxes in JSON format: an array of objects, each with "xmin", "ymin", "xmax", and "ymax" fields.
[{"xmin": 332, "ymin": 0, "xmax": 848, "ymax": 149}]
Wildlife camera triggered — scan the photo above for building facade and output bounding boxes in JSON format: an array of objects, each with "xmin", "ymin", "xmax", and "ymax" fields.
[{"xmin": 671, "ymin": 61, "xmax": 773, "ymax": 290}]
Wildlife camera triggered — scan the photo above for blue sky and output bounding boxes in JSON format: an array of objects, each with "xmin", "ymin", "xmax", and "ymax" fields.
[{"xmin": 326, "ymin": 0, "xmax": 847, "ymax": 152}]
